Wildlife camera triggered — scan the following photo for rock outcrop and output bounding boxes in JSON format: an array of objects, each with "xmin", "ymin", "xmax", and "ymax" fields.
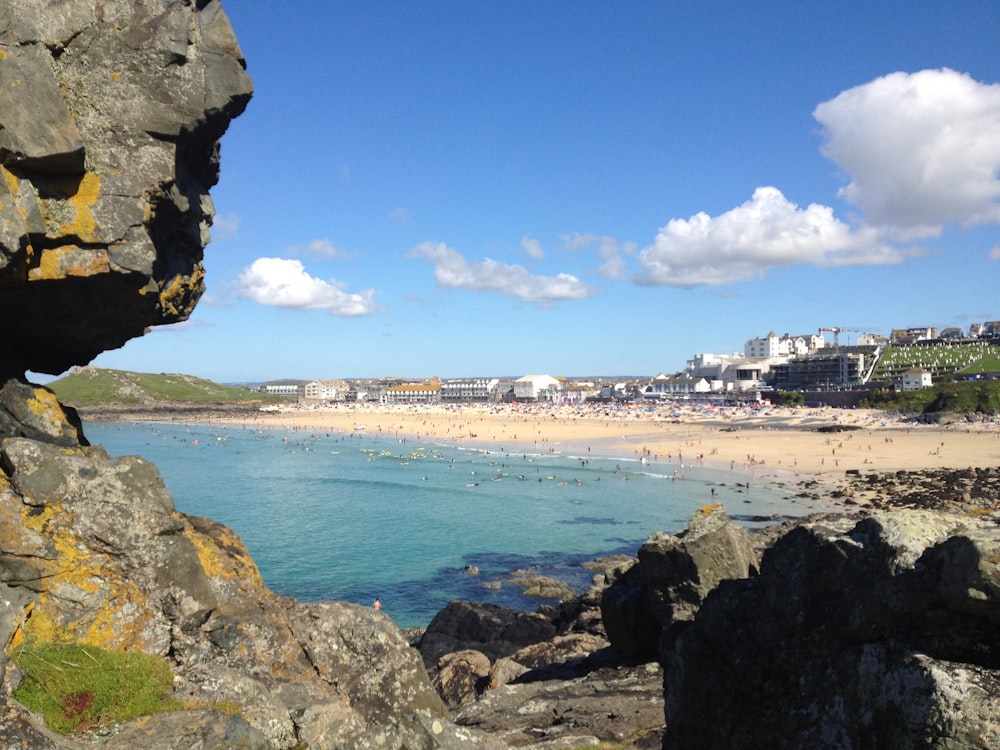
[
  {"xmin": 600, "ymin": 502, "xmax": 758, "ymax": 661},
  {"xmin": 662, "ymin": 509, "xmax": 1000, "ymax": 748},
  {"xmin": 0, "ymin": 0, "xmax": 252, "ymax": 380},
  {"xmin": 0, "ymin": 437, "xmax": 465, "ymax": 747}
]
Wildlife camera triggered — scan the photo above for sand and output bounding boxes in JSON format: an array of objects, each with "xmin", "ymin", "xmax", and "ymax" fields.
[{"xmin": 212, "ymin": 401, "xmax": 1000, "ymax": 491}]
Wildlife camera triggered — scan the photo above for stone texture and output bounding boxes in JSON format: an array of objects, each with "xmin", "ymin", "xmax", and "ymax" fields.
[
  {"xmin": 0, "ymin": 0, "xmax": 252, "ymax": 378},
  {"xmin": 601, "ymin": 502, "xmax": 758, "ymax": 661},
  {"xmin": 662, "ymin": 509, "xmax": 1000, "ymax": 749}
]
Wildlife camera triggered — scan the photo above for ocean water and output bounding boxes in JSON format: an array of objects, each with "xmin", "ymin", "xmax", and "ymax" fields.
[{"xmin": 84, "ymin": 421, "xmax": 828, "ymax": 628}]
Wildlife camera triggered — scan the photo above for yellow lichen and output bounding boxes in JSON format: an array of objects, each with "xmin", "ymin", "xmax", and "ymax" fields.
[
  {"xmin": 185, "ymin": 518, "xmax": 263, "ymax": 585},
  {"xmin": 59, "ymin": 172, "xmax": 101, "ymax": 241},
  {"xmin": 158, "ymin": 266, "xmax": 205, "ymax": 317},
  {"xmin": 28, "ymin": 246, "xmax": 111, "ymax": 280}
]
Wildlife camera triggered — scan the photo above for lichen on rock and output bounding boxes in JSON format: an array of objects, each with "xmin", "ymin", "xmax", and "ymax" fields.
[{"xmin": 0, "ymin": 0, "xmax": 252, "ymax": 378}]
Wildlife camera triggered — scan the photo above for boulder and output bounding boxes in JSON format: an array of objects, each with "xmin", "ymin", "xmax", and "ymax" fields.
[
  {"xmin": 419, "ymin": 600, "xmax": 557, "ymax": 666},
  {"xmin": 601, "ymin": 503, "xmax": 758, "ymax": 661},
  {"xmin": 434, "ymin": 649, "xmax": 492, "ymax": 707},
  {"xmin": 662, "ymin": 509, "xmax": 1000, "ymax": 748}
]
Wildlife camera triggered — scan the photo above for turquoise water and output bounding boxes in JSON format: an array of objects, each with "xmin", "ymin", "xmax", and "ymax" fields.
[{"xmin": 84, "ymin": 421, "xmax": 825, "ymax": 628}]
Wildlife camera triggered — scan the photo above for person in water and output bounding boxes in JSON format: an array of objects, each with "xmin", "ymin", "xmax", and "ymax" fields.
[{"xmin": 373, "ymin": 597, "xmax": 381, "ymax": 610}]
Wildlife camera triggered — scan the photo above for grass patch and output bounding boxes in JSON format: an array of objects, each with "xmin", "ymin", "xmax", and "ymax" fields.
[
  {"xmin": 48, "ymin": 367, "xmax": 280, "ymax": 405},
  {"xmin": 10, "ymin": 641, "xmax": 180, "ymax": 735}
]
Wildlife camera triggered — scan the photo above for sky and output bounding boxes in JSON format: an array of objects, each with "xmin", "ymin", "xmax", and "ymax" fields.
[{"xmin": 87, "ymin": 0, "xmax": 1000, "ymax": 383}]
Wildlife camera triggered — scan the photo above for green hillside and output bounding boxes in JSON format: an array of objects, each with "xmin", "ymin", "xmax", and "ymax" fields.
[
  {"xmin": 870, "ymin": 342, "xmax": 1000, "ymax": 385},
  {"xmin": 48, "ymin": 367, "xmax": 273, "ymax": 405}
]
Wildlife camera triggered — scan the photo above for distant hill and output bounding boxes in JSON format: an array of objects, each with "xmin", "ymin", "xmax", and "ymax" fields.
[{"xmin": 48, "ymin": 367, "xmax": 276, "ymax": 406}]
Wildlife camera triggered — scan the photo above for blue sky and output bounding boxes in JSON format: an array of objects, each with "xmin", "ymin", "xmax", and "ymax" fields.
[{"xmin": 90, "ymin": 1, "xmax": 1000, "ymax": 383}]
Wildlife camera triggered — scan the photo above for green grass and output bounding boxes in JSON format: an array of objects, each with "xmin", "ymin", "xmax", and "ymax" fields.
[
  {"xmin": 10, "ymin": 641, "xmax": 180, "ymax": 734},
  {"xmin": 871, "ymin": 342, "xmax": 1000, "ymax": 384},
  {"xmin": 861, "ymin": 380, "xmax": 1000, "ymax": 415},
  {"xmin": 48, "ymin": 367, "xmax": 277, "ymax": 405}
]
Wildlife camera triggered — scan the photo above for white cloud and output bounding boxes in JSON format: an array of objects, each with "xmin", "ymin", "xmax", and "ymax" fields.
[
  {"xmin": 990, "ymin": 246, "xmax": 1000, "ymax": 261},
  {"xmin": 409, "ymin": 241, "xmax": 594, "ymax": 305},
  {"xmin": 636, "ymin": 187, "xmax": 900, "ymax": 287},
  {"xmin": 235, "ymin": 257, "xmax": 381, "ymax": 316},
  {"xmin": 520, "ymin": 234, "xmax": 544, "ymax": 259},
  {"xmin": 814, "ymin": 68, "xmax": 1000, "ymax": 233}
]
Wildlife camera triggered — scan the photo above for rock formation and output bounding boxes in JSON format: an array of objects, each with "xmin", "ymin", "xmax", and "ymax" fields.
[
  {"xmin": 660, "ymin": 509, "xmax": 1000, "ymax": 748},
  {"xmin": 0, "ymin": 0, "xmax": 251, "ymax": 381}
]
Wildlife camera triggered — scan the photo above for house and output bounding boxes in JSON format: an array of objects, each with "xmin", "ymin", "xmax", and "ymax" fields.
[
  {"xmin": 899, "ymin": 368, "xmax": 933, "ymax": 392},
  {"xmin": 645, "ymin": 374, "xmax": 711, "ymax": 398},
  {"xmin": 890, "ymin": 327, "xmax": 937, "ymax": 345},
  {"xmin": 513, "ymin": 374, "xmax": 561, "ymax": 402}
]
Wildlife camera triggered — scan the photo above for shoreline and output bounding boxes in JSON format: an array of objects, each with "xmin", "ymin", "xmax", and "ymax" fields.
[{"xmin": 81, "ymin": 401, "xmax": 1000, "ymax": 504}]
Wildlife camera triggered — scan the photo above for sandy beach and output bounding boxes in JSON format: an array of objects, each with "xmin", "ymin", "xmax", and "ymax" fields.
[{"xmin": 211, "ymin": 401, "xmax": 1000, "ymax": 492}]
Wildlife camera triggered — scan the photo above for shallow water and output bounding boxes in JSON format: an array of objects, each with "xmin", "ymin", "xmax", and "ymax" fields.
[{"xmin": 85, "ymin": 421, "xmax": 827, "ymax": 627}]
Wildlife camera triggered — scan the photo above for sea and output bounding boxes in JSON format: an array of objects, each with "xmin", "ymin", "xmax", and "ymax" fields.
[{"xmin": 84, "ymin": 421, "xmax": 831, "ymax": 628}]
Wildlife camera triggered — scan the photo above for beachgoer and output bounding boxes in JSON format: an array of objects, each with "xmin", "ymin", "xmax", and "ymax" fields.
[{"xmin": 373, "ymin": 597, "xmax": 381, "ymax": 610}]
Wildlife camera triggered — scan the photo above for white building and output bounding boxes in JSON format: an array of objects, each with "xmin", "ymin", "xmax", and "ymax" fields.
[
  {"xmin": 262, "ymin": 382, "xmax": 302, "ymax": 396},
  {"xmin": 513, "ymin": 374, "xmax": 561, "ymax": 402},
  {"xmin": 441, "ymin": 378, "xmax": 500, "ymax": 402},
  {"xmin": 303, "ymin": 380, "xmax": 349, "ymax": 401},
  {"xmin": 744, "ymin": 331, "xmax": 823, "ymax": 359},
  {"xmin": 645, "ymin": 374, "xmax": 712, "ymax": 397},
  {"xmin": 899, "ymin": 368, "xmax": 933, "ymax": 392}
]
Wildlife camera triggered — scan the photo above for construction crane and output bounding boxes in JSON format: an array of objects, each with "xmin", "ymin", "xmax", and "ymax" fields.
[{"xmin": 818, "ymin": 326, "xmax": 880, "ymax": 347}]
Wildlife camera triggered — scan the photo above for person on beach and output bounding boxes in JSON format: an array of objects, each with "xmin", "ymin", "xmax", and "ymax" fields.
[{"xmin": 373, "ymin": 597, "xmax": 381, "ymax": 610}]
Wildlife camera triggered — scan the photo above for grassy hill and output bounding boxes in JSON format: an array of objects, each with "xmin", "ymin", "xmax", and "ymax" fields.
[
  {"xmin": 870, "ymin": 342, "xmax": 1000, "ymax": 385},
  {"xmin": 48, "ymin": 367, "xmax": 276, "ymax": 406}
]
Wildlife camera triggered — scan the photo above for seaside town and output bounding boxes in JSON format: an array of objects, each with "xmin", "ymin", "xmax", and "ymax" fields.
[{"xmin": 255, "ymin": 321, "xmax": 1000, "ymax": 406}]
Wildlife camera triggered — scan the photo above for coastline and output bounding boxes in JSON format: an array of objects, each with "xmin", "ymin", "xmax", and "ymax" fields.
[{"xmin": 87, "ymin": 400, "xmax": 1000, "ymax": 502}]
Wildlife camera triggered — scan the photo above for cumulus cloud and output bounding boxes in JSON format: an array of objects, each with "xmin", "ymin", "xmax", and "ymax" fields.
[
  {"xmin": 409, "ymin": 241, "xmax": 594, "ymax": 305},
  {"xmin": 235, "ymin": 257, "xmax": 381, "ymax": 316},
  {"xmin": 814, "ymin": 68, "xmax": 1000, "ymax": 233},
  {"xmin": 636, "ymin": 187, "xmax": 899, "ymax": 287}
]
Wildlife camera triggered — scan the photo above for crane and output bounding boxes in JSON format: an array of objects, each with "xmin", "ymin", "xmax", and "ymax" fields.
[{"xmin": 819, "ymin": 326, "xmax": 880, "ymax": 347}]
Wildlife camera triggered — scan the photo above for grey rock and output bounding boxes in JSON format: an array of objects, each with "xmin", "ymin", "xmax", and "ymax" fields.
[
  {"xmin": 601, "ymin": 502, "xmax": 758, "ymax": 661},
  {"xmin": 419, "ymin": 600, "xmax": 557, "ymax": 666},
  {"xmin": 663, "ymin": 509, "xmax": 1000, "ymax": 749},
  {"xmin": 0, "ymin": 0, "xmax": 252, "ymax": 378}
]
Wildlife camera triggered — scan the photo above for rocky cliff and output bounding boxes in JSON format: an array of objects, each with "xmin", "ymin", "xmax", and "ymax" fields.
[{"xmin": 1, "ymin": 0, "xmax": 250, "ymax": 380}]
